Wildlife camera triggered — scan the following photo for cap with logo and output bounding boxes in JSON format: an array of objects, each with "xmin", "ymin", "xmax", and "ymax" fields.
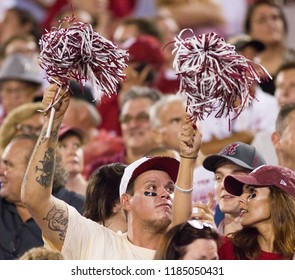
[
  {"xmin": 203, "ymin": 142, "xmax": 266, "ymax": 172},
  {"xmin": 224, "ymin": 165, "xmax": 295, "ymax": 198},
  {"xmin": 119, "ymin": 156, "xmax": 179, "ymax": 197}
]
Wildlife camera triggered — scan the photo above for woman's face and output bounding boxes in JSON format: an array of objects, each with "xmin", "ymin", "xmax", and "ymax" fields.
[
  {"xmin": 181, "ymin": 238, "xmax": 219, "ymax": 260},
  {"xmin": 248, "ymin": 4, "xmax": 285, "ymax": 45},
  {"xmin": 238, "ymin": 185, "xmax": 271, "ymax": 228}
]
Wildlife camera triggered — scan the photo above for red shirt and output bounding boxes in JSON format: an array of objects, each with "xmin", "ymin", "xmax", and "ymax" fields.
[{"xmin": 218, "ymin": 236, "xmax": 285, "ymax": 260}]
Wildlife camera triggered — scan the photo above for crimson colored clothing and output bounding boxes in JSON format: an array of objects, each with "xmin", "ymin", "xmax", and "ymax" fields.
[{"xmin": 218, "ymin": 236, "xmax": 285, "ymax": 260}]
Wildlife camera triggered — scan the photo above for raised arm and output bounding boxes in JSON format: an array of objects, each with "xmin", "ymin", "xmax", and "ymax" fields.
[
  {"xmin": 21, "ymin": 83, "xmax": 70, "ymax": 251},
  {"xmin": 172, "ymin": 116, "xmax": 202, "ymax": 226}
]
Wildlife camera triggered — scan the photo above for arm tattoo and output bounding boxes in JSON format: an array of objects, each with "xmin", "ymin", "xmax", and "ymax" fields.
[
  {"xmin": 43, "ymin": 205, "xmax": 68, "ymax": 241},
  {"xmin": 35, "ymin": 147, "xmax": 55, "ymax": 188},
  {"xmin": 39, "ymin": 125, "xmax": 60, "ymax": 145}
]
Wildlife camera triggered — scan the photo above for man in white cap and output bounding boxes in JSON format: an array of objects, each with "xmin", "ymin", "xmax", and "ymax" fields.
[{"xmin": 21, "ymin": 82, "xmax": 201, "ymax": 259}]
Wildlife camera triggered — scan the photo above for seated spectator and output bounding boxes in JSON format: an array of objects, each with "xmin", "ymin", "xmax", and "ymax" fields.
[
  {"xmin": 90, "ymin": 86, "xmax": 162, "ymax": 174},
  {"xmin": 84, "ymin": 162, "xmax": 127, "ymax": 233},
  {"xmin": 0, "ymin": 134, "xmax": 84, "ymax": 259},
  {"xmin": 154, "ymin": 220, "xmax": 219, "ymax": 260},
  {"xmin": 244, "ymin": 0, "xmax": 295, "ymax": 95},
  {"xmin": 0, "ymin": 7, "xmax": 41, "ymax": 47},
  {"xmin": 62, "ymin": 96, "xmax": 124, "ymax": 179},
  {"xmin": 97, "ymin": 35, "xmax": 165, "ymax": 135},
  {"xmin": 57, "ymin": 125, "xmax": 88, "ymax": 196}
]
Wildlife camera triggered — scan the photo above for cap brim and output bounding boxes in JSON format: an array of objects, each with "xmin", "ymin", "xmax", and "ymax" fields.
[
  {"xmin": 130, "ymin": 156, "xmax": 179, "ymax": 184},
  {"xmin": 224, "ymin": 174, "xmax": 260, "ymax": 196},
  {"xmin": 203, "ymin": 155, "xmax": 254, "ymax": 172}
]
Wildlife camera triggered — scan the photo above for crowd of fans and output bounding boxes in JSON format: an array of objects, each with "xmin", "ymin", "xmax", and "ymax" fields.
[{"xmin": 0, "ymin": 0, "xmax": 295, "ymax": 260}]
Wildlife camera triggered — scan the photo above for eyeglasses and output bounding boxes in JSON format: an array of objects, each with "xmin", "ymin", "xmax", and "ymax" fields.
[
  {"xmin": 16, "ymin": 124, "xmax": 43, "ymax": 135},
  {"xmin": 120, "ymin": 112, "xmax": 149, "ymax": 124}
]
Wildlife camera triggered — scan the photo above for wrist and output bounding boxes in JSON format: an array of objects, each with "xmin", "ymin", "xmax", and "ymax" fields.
[{"xmin": 179, "ymin": 154, "xmax": 198, "ymax": 160}]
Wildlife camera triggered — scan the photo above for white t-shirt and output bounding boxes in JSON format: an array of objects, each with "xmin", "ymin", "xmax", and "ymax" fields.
[{"xmin": 44, "ymin": 205, "xmax": 156, "ymax": 260}]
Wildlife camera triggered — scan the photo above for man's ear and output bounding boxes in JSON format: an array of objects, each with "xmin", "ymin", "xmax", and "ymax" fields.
[
  {"xmin": 121, "ymin": 193, "xmax": 132, "ymax": 211},
  {"xmin": 271, "ymin": 131, "xmax": 281, "ymax": 150}
]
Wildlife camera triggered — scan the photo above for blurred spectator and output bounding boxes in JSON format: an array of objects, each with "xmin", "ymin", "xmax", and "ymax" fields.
[
  {"xmin": 251, "ymin": 61, "xmax": 295, "ymax": 164},
  {"xmin": 0, "ymin": 53, "xmax": 43, "ymax": 124},
  {"xmin": 62, "ymin": 96, "xmax": 124, "ymax": 179},
  {"xmin": 0, "ymin": 7, "xmax": 41, "ymax": 47},
  {"xmin": 244, "ymin": 0, "xmax": 295, "ymax": 95},
  {"xmin": 90, "ymin": 86, "xmax": 162, "ymax": 174},
  {"xmin": 272, "ymin": 103, "xmax": 295, "ymax": 170},
  {"xmin": 98, "ymin": 35, "xmax": 165, "ymax": 135},
  {"xmin": 153, "ymin": 11, "xmax": 180, "ymax": 93},
  {"xmin": 149, "ymin": 94, "xmax": 216, "ymax": 208},
  {"xmin": 84, "ymin": 162, "xmax": 127, "ymax": 233},
  {"xmin": 57, "ymin": 125, "xmax": 88, "ymax": 196},
  {"xmin": 0, "ymin": 102, "xmax": 43, "ymax": 156},
  {"xmin": 157, "ymin": 0, "xmax": 226, "ymax": 37},
  {"xmin": 0, "ymin": 134, "xmax": 84, "ymax": 259}
]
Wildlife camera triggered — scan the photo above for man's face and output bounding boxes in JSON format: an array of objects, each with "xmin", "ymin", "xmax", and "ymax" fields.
[
  {"xmin": 214, "ymin": 162, "xmax": 251, "ymax": 215},
  {"xmin": 127, "ymin": 170, "xmax": 175, "ymax": 230},
  {"xmin": 275, "ymin": 68, "xmax": 295, "ymax": 107},
  {"xmin": 0, "ymin": 80, "xmax": 35, "ymax": 114},
  {"xmin": 153, "ymin": 100, "xmax": 186, "ymax": 151},
  {"xmin": 0, "ymin": 139, "xmax": 33, "ymax": 204},
  {"xmin": 274, "ymin": 110, "xmax": 295, "ymax": 162},
  {"xmin": 120, "ymin": 98, "xmax": 155, "ymax": 154}
]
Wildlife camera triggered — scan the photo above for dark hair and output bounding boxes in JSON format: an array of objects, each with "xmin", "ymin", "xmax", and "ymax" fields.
[
  {"xmin": 275, "ymin": 103, "xmax": 295, "ymax": 133},
  {"xmin": 275, "ymin": 61, "xmax": 295, "ymax": 76},
  {"xmin": 154, "ymin": 222, "xmax": 220, "ymax": 260},
  {"xmin": 230, "ymin": 186, "xmax": 295, "ymax": 259},
  {"xmin": 121, "ymin": 17, "xmax": 162, "ymax": 41},
  {"xmin": 244, "ymin": 1, "xmax": 288, "ymax": 35},
  {"xmin": 84, "ymin": 163, "xmax": 126, "ymax": 223}
]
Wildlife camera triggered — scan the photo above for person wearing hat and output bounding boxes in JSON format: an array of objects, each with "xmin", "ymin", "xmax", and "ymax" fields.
[
  {"xmin": 0, "ymin": 53, "xmax": 43, "ymax": 124},
  {"xmin": 57, "ymin": 125, "xmax": 88, "ymax": 197},
  {"xmin": 218, "ymin": 165, "xmax": 295, "ymax": 259},
  {"xmin": 21, "ymin": 82, "xmax": 201, "ymax": 259},
  {"xmin": 202, "ymin": 142, "xmax": 266, "ymax": 235}
]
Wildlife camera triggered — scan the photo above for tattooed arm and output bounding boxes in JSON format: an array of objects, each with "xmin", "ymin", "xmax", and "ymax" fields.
[{"xmin": 21, "ymin": 83, "xmax": 70, "ymax": 251}]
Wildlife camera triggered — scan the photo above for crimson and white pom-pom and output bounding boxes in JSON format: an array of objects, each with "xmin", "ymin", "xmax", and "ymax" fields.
[
  {"xmin": 39, "ymin": 19, "xmax": 129, "ymax": 102},
  {"xmin": 172, "ymin": 29, "xmax": 271, "ymax": 121}
]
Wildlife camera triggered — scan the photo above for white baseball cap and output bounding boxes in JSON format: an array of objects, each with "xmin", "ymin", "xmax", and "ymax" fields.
[{"xmin": 119, "ymin": 156, "xmax": 180, "ymax": 197}]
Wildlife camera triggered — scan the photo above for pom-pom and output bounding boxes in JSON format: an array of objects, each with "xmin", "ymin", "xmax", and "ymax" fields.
[
  {"xmin": 39, "ymin": 17, "xmax": 129, "ymax": 102},
  {"xmin": 172, "ymin": 29, "xmax": 271, "ymax": 122}
]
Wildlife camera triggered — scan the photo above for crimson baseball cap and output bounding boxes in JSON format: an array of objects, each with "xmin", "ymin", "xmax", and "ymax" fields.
[
  {"xmin": 58, "ymin": 124, "xmax": 86, "ymax": 144},
  {"xmin": 121, "ymin": 35, "xmax": 164, "ymax": 69},
  {"xmin": 119, "ymin": 156, "xmax": 179, "ymax": 197},
  {"xmin": 224, "ymin": 165, "xmax": 295, "ymax": 198},
  {"xmin": 203, "ymin": 142, "xmax": 266, "ymax": 172}
]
